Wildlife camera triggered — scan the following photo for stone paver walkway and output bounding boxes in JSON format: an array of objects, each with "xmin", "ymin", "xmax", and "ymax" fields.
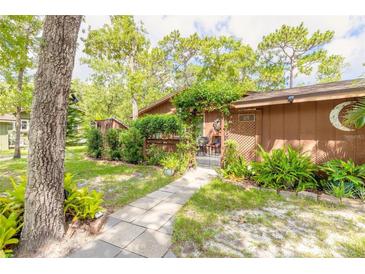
[{"xmin": 68, "ymin": 167, "xmax": 216, "ymax": 258}]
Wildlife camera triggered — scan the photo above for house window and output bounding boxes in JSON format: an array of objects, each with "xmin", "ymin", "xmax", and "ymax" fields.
[
  {"xmin": 21, "ymin": 120, "xmax": 28, "ymax": 131},
  {"xmin": 239, "ymin": 114, "xmax": 255, "ymax": 122}
]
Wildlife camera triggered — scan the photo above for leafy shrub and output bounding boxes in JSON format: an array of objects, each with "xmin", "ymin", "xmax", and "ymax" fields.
[
  {"xmin": 320, "ymin": 159, "xmax": 365, "ymax": 199},
  {"xmin": 64, "ymin": 188, "xmax": 104, "ymax": 222},
  {"xmin": 221, "ymin": 140, "xmax": 250, "ymax": 180},
  {"xmin": 222, "ymin": 140, "xmax": 238, "ymax": 167},
  {"xmin": 0, "ymin": 177, "xmax": 26, "ymax": 219},
  {"xmin": 0, "ymin": 212, "xmax": 21, "ymax": 258},
  {"xmin": 86, "ymin": 127, "xmax": 103, "ymax": 158},
  {"xmin": 133, "ymin": 114, "xmax": 182, "ymax": 139},
  {"xmin": 120, "ymin": 127, "xmax": 144, "ymax": 164},
  {"xmin": 145, "ymin": 144, "xmax": 167, "ymax": 166},
  {"xmin": 64, "ymin": 173, "xmax": 104, "ymax": 222},
  {"xmin": 106, "ymin": 128, "xmax": 122, "ymax": 160},
  {"xmin": 161, "ymin": 153, "xmax": 180, "ymax": 171},
  {"xmin": 252, "ymin": 145, "xmax": 317, "ymax": 191}
]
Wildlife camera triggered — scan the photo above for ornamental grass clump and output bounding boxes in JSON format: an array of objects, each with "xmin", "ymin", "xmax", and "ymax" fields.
[{"xmin": 252, "ymin": 145, "xmax": 317, "ymax": 191}]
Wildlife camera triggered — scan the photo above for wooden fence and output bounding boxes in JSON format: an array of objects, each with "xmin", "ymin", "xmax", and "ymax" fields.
[{"xmin": 144, "ymin": 138, "xmax": 180, "ymax": 153}]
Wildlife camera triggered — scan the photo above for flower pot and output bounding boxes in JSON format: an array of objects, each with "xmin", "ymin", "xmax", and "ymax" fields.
[{"xmin": 164, "ymin": 168, "xmax": 175, "ymax": 176}]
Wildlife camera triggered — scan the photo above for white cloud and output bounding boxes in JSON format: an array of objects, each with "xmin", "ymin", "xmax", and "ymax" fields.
[{"xmin": 72, "ymin": 15, "xmax": 365, "ymax": 83}]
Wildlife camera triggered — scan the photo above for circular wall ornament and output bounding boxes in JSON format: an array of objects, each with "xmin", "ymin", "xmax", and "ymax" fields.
[
  {"xmin": 329, "ymin": 101, "xmax": 356, "ymax": 132},
  {"xmin": 213, "ymin": 118, "xmax": 221, "ymax": 132}
]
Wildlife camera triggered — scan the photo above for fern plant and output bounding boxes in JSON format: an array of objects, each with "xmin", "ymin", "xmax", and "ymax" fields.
[{"xmin": 252, "ymin": 145, "xmax": 317, "ymax": 191}]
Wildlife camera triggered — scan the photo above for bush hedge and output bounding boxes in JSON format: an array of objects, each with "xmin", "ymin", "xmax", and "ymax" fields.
[{"xmin": 133, "ymin": 114, "xmax": 182, "ymax": 139}]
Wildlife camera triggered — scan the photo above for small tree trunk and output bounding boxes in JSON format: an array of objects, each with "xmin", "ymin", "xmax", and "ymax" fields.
[
  {"xmin": 13, "ymin": 68, "xmax": 24, "ymax": 159},
  {"xmin": 19, "ymin": 15, "xmax": 82, "ymax": 256},
  {"xmin": 289, "ymin": 65, "xmax": 294, "ymax": 88},
  {"xmin": 132, "ymin": 95, "xmax": 138, "ymax": 120},
  {"xmin": 13, "ymin": 107, "xmax": 22, "ymax": 158}
]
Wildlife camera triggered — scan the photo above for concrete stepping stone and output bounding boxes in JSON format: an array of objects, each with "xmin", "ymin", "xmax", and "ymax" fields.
[
  {"xmin": 110, "ymin": 205, "xmax": 147, "ymax": 222},
  {"xmin": 165, "ymin": 192, "xmax": 193, "ymax": 205},
  {"xmin": 68, "ymin": 240, "xmax": 121, "ymax": 258},
  {"xmin": 99, "ymin": 221, "xmax": 146, "ymax": 248},
  {"xmin": 145, "ymin": 190, "xmax": 173, "ymax": 201},
  {"xmin": 133, "ymin": 210, "xmax": 172, "ymax": 230},
  {"xmin": 151, "ymin": 201, "xmax": 182, "ymax": 215},
  {"xmin": 158, "ymin": 218, "xmax": 174, "ymax": 235},
  {"xmin": 159, "ymin": 185, "xmax": 184, "ymax": 193},
  {"xmin": 125, "ymin": 229, "xmax": 171, "ymax": 258},
  {"xmin": 163, "ymin": 250, "xmax": 177, "ymax": 258},
  {"xmin": 103, "ymin": 216, "xmax": 122, "ymax": 231},
  {"xmin": 129, "ymin": 197, "xmax": 161, "ymax": 210},
  {"xmin": 115, "ymin": 249, "xmax": 144, "ymax": 258}
]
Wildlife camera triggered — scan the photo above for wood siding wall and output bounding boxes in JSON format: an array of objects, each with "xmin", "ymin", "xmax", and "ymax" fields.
[
  {"xmin": 140, "ymin": 101, "xmax": 175, "ymax": 116},
  {"xmin": 259, "ymin": 98, "xmax": 365, "ymax": 164}
]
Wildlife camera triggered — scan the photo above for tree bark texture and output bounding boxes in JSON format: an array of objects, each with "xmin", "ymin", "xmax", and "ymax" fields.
[
  {"xmin": 132, "ymin": 95, "xmax": 138, "ymax": 120},
  {"xmin": 13, "ymin": 68, "xmax": 24, "ymax": 159},
  {"xmin": 19, "ymin": 15, "xmax": 82, "ymax": 256}
]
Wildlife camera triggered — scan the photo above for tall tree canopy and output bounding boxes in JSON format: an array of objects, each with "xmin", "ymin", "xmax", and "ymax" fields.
[
  {"xmin": 0, "ymin": 16, "xmax": 42, "ymax": 158},
  {"xmin": 258, "ymin": 22, "xmax": 344, "ymax": 89},
  {"xmin": 82, "ymin": 16, "xmax": 157, "ymax": 120}
]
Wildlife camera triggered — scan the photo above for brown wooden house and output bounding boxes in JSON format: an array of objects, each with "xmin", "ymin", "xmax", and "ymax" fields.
[
  {"xmin": 95, "ymin": 117, "xmax": 128, "ymax": 134},
  {"xmin": 139, "ymin": 79, "xmax": 365, "ymax": 165}
]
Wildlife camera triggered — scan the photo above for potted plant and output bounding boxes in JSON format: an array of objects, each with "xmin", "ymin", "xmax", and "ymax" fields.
[{"xmin": 161, "ymin": 153, "xmax": 179, "ymax": 176}]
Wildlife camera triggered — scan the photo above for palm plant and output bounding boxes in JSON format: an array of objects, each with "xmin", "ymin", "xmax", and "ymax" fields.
[{"xmin": 345, "ymin": 97, "xmax": 365, "ymax": 128}]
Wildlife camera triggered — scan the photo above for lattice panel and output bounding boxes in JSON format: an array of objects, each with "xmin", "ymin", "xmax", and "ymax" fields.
[{"xmin": 226, "ymin": 113, "xmax": 256, "ymax": 161}]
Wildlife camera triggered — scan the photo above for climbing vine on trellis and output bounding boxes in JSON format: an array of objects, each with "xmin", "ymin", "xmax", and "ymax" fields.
[{"xmin": 172, "ymin": 80, "xmax": 247, "ymax": 167}]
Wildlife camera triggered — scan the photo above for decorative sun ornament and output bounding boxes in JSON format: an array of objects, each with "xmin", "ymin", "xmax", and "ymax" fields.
[{"xmin": 329, "ymin": 101, "xmax": 356, "ymax": 132}]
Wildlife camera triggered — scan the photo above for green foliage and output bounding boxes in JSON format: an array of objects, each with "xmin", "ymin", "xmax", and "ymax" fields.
[
  {"xmin": 64, "ymin": 188, "xmax": 104, "ymax": 223},
  {"xmin": 120, "ymin": 127, "xmax": 144, "ymax": 164},
  {"xmin": 221, "ymin": 140, "xmax": 250, "ymax": 180},
  {"xmin": 173, "ymin": 79, "xmax": 244, "ymax": 120},
  {"xmin": 317, "ymin": 55, "xmax": 346, "ymax": 83},
  {"xmin": 82, "ymin": 16, "xmax": 172, "ymax": 120},
  {"xmin": 86, "ymin": 127, "xmax": 103, "ymax": 158},
  {"xmin": 160, "ymin": 153, "xmax": 180, "ymax": 171},
  {"xmin": 106, "ymin": 128, "xmax": 122, "ymax": 160},
  {"xmin": 64, "ymin": 173, "xmax": 104, "ymax": 222},
  {"xmin": 145, "ymin": 144, "xmax": 167, "ymax": 166},
  {"xmin": 0, "ymin": 177, "xmax": 26, "ymax": 218},
  {"xmin": 133, "ymin": 114, "xmax": 182, "ymax": 138},
  {"xmin": 345, "ymin": 95, "xmax": 365, "ymax": 129},
  {"xmin": 252, "ymin": 145, "xmax": 317, "ymax": 191},
  {"xmin": 66, "ymin": 92, "xmax": 85, "ymax": 146},
  {"xmin": 0, "ymin": 177, "xmax": 25, "ymax": 258},
  {"xmin": 320, "ymin": 159, "xmax": 365, "ymax": 199},
  {"xmin": 0, "ymin": 212, "xmax": 20, "ymax": 258},
  {"xmin": 258, "ymin": 22, "xmax": 343, "ymax": 88}
]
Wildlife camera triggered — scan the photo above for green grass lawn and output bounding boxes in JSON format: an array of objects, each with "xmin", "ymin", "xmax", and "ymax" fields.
[
  {"xmin": 0, "ymin": 148, "xmax": 28, "ymax": 158},
  {"xmin": 0, "ymin": 146, "xmax": 176, "ymax": 210},
  {"xmin": 172, "ymin": 179, "xmax": 365, "ymax": 258}
]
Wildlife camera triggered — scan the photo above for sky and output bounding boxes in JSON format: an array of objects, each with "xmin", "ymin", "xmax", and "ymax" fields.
[{"xmin": 73, "ymin": 15, "xmax": 365, "ymax": 85}]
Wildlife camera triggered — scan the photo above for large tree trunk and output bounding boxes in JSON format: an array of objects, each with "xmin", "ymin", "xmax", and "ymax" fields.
[
  {"xmin": 13, "ymin": 68, "xmax": 24, "ymax": 159},
  {"xmin": 19, "ymin": 15, "xmax": 82, "ymax": 256}
]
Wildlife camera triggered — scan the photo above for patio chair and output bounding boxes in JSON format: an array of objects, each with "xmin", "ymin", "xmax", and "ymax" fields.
[{"xmin": 197, "ymin": 136, "xmax": 209, "ymax": 155}]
